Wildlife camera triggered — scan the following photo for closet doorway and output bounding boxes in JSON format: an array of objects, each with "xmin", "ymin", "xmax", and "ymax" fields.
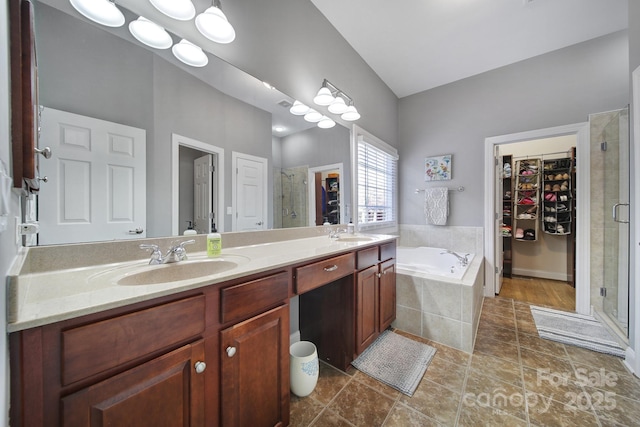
[
  {"xmin": 483, "ymin": 123, "xmax": 590, "ymax": 315},
  {"xmin": 497, "ymin": 135, "xmax": 578, "ymax": 312}
]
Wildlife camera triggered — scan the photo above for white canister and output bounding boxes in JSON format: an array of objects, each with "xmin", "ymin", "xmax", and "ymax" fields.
[{"xmin": 289, "ymin": 341, "xmax": 319, "ymax": 397}]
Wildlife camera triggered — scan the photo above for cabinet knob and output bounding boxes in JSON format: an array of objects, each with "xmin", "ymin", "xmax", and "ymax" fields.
[
  {"xmin": 226, "ymin": 346, "xmax": 237, "ymax": 358},
  {"xmin": 194, "ymin": 361, "xmax": 207, "ymax": 374},
  {"xmin": 377, "ymin": 273, "xmax": 382, "ymax": 278}
]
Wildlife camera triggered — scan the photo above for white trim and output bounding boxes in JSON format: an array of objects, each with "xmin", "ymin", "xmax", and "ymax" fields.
[
  {"xmin": 231, "ymin": 151, "xmax": 269, "ymax": 231},
  {"xmin": 307, "ymin": 163, "xmax": 345, "ymax": 225},
  {"xmin": 511, "ymin": 268, "xmax": 570, "ymax": 282},
  {"xmin": 628, "ymin": 65, "xmax": 640, "ymax": 376},
  {"xmin": 483, "ymin": 123, "xmax": 590, "ymax": 316},
  {"xmin": 171, "ymin": 134, "xmax": 225, "ymax": 235}
]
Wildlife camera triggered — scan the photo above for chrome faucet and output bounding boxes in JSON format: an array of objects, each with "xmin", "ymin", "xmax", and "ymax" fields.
[
  {"xmin": 442, "ymin": 250, "xmax": 469, "ymax": 266},
  {"xmin": 329, "ymin": 228, "xmax": 347, "ymax": 239},
  {"xmin": 140, "ymin": 240, "xmax": 195, "ymax": 264}
]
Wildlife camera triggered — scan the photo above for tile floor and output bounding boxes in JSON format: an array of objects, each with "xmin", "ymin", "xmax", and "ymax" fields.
[{"xmin": 290, "ymin": 297, "xmax": 640, "ymax": 426}]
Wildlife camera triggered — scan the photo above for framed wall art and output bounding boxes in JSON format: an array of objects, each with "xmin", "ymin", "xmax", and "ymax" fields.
[{"xmin": 424, "ymin": 154, "xmax": 452, "ymax": 181}]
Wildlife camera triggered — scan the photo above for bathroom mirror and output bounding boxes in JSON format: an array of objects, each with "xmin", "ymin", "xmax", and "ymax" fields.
[{"xmin": 31, "ymin": 0, "xmax": 351, "ymax": 245}]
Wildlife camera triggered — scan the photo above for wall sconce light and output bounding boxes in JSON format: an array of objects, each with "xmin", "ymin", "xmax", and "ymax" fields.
[
  {"xmin": 313, "ymin": 79, "xmax": 360, "ymax": 121},
  {"xmin": 69, "ymin": 0, "xmax": 125, "ymax": 27},
  {"xmin": 129, "ymin": 17, "xmax": 172, "ymax": 49},
  {"xmin": 195, "ymin": 0, "xmax": 236, "ymax": 44},
  {"xmin": 149, "ymin": 0, "xmax": 196, "ymax": 21}
]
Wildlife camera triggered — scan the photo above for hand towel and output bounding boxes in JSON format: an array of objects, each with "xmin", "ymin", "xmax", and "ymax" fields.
[{"xmin": 424, "ymin": 187, "xmax": 448, "ymax": 225}]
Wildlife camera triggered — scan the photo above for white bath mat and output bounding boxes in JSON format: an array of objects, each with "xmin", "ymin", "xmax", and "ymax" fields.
[
  {"xmin": 530, "ymin": 305, "xmax": 625, "ymax": 358},
  {"xmin": 351, "ymin": 330, "xmax": 436, "ymax": 396}
]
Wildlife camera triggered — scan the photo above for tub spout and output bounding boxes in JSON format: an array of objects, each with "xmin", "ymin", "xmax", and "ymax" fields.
[{"xmin": 441, "ymin": 250, "xmax": 469, "ymax": 266}]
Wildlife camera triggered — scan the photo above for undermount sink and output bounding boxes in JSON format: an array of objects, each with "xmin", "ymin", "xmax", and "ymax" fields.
[
  {"xmin": 109, "ymin": 255, "xmax": 250, "ymax": 286},
  {"xmin": 335, "ymin": 236, "xmax": 375, "ymax": 243}
]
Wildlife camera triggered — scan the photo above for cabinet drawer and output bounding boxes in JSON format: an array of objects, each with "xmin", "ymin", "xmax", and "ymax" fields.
[
  {"xmin": 356, "ymin": 246, "xmax": 378, "ymax": 270},
  {"xmin": 380, "ymin": 241, "xmax": 396, "ymax": 261},
  {"xmin": 295, "ymin": 253, "xmax": 355, "ymax": 294},
  {"xmin": 62, "ymin": 295, "xmax": 205, "ymax": 386},
  {"xmin": 220, "ymin": 272, "xmax": 289, "ymax": 324}
]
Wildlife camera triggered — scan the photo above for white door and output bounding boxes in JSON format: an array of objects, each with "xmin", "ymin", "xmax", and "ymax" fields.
[
  {"xmin": 233, "ymin": 152, "xmax": 267, "ymax": 231},
  {"xmin": 495, "ymin": 145, "xmax": 504, "ymax": 294},
  {"xmin": 38, "ymin": 107, "xmax": 146, "ymax": 244},
  {"xmin": 194, "ymin": 154, "xmax": 213, "ymax": 234}
]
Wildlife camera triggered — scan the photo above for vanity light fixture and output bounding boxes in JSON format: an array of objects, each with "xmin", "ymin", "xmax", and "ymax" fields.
[
  {"xmin": 317, "ymin": 116, "xmax": 336, "ymax": 129},
  {"xmin": 313, "ymin": 79, "xmax": 360, "ymax": 121},
  {"xmin": 303, "ymin": 109, "xmax": 323, "ymax": 123},
  {"xmin": 149, "ymin": 0, "xmax": 196, "ymax": 21},
  {"xmin": 172, "ymin": 39, "xmax": 208, "ymax": 67},
  {"xmin": 289, "ymin": 100, "xmax": 310, "ymax": 116},
  {"xmin": 195, "ymin": 0, "xmax": 236, "ymax": 44},
  {"xmin": 129, "ymin": 17, "xmax": 172, "ymax": 49},
  {"xmin": 69, "ymin": 0, "xmax": 125, "ymax": 27}
]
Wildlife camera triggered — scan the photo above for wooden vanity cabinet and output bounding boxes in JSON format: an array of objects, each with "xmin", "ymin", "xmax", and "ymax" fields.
[
  {"xmin": 355, "ymin": 243, "xmax": 397, "ymax": 355},
  {"xmin": 219, "ymin": 272, "xmax": 290, "ymax": 427}
]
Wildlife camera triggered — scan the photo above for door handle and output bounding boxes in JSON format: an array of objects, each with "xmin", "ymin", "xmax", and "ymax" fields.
[
  {"xmin": 612, "ymin": 203, "xmax": 629, "ymax": 224},
  {"xmin": 256, "ymin": 221, "xmax": 263, "ymax": 226},
  {"xmin": 128, "ymin": 227, "xmax": 144, "ymax": 234}
]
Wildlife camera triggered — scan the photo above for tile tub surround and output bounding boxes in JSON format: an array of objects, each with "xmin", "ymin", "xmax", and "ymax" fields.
[
  {"xmin": 7, "ymin": 227, "xmax": 395, "ymax": 332},
  {"xmin": 393, "ymin": 253, "xmax": 484, "ymax": 353},
  {"xmin": 398, "ymin": 225, "xmax": 484, "ymax": 256}
]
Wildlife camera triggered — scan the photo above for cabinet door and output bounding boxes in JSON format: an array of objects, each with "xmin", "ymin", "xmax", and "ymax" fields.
[
  {"xmin": 61, "ymin": 340, "xmax": 206, "ymax": 426},
  {"xmin": 379, "ymin": 259, "xmax": 397, "ymax": 332},
  {"xmin": 356, "ymin": 265, "xmax": 379, "ymax": 355},
  {"xmin": 220, "ymin": 304, "xmax": 289, "ymax": 427}
]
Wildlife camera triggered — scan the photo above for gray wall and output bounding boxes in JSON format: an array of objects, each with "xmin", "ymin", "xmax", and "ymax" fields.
[
  {"xmin": 629, "ymin": 0, "xmax": 639, "ymax": 355},
  {"xmin": 398, "ymin": 31, "xmax": 629, "ymax": 227}
]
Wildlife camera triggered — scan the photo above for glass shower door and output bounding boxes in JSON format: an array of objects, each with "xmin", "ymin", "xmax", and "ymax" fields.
[{"xmin": 600, "ymin": 107, "xmax": 630, "ymax": 336}]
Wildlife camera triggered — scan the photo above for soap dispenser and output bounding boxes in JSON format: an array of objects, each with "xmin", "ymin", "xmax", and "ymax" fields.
[{"xmin": 184, "ymin": 221, "xmax": 197, "ymax": 236}]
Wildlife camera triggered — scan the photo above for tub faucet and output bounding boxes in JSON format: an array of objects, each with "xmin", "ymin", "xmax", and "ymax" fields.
[{"xmin": 442, "ymin": 250, "xmax": 469, "ymax": 266}]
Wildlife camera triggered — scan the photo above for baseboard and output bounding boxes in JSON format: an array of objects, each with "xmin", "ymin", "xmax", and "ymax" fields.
[
  {"xmin": 290, "ymin": 330, "xmax": 300, "ymax": 344},
  {"xmin": 624, "ymin": 347, "xmax": 637, "ymax": 376},
  {"xmin": 511, "ymin": 267, "xmax": 569, "ymax": 282}
]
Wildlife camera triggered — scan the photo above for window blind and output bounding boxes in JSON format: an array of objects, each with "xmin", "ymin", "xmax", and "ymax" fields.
[{"xmin": 357, "ymin": 138, "xmax": 398, "ymax": 229}]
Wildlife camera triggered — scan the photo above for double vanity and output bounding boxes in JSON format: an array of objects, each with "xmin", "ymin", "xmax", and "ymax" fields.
[{"xmin": 7, "ymin": 228, "xmax": 397, "ymax": 426}]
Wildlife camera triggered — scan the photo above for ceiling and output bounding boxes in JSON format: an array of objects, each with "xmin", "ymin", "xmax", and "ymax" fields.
[{"xmin": 310, "ymin": 0, "xmax": 629, "ymax": 98}]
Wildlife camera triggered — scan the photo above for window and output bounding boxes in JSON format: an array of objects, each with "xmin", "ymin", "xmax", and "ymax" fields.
[{"xmin": 354, "ymin": 131, "xmax": 398, "ymax": 230}]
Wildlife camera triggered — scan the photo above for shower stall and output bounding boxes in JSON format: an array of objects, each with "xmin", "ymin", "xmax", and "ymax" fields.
[
  {"xmin": 273, "ymin": 166, "xmax": 309, "ymax": 228},
  {"xmin": 590, "ymin": 107, "xmax": 630, "ymax": 337}
]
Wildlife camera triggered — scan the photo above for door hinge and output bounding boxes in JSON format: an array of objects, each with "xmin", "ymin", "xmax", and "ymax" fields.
[
  {"xmin": 210, "ymin": 165, "xmax": 215, "ymax": 173},
  {"xmin": 601, "ymin": 141, "xmax": 607, "ymax": 151},
  {"xmin": 495, "ymin": 158, "xmax": 499, "ymax": 166},
  {"xmin": 495, "ymin": 266, "xmax": 499, "ymax": 274},
  {"xmin": 209, "ymin": 212, "xmax": 214, "ymax": 219},
  {"xmin": 600, "ymin": 287, "xmax": 607, "ymax": 297}
]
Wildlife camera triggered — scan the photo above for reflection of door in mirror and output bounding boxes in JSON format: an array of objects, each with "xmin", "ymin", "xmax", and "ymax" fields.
[
  {"xmin": 193, "ymin": 155, "xmax": 213, "ymax": 235},
  {"xmin": 233, "ymin": 152, "xmax": 268, "ymax": 231},
  {"xmin": 38, "ymin": 108, "xmax": 146, "ymax": 245}
]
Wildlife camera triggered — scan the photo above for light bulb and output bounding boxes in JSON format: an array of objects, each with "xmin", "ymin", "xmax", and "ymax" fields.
[
  {"xmin": 195, "ymin": 6, "xmax": 236, "ymax": 44},
  {"xmin": 304, "ymin": 109, "xmax": 323, "ymax": 123},
  {"xmin": 70, "ymin": 0, "xmax": 125, "ymax": 27},
  {"xmin": 327, "ymin": 96, "xmax": 348, "ymax": 114},
  {"xmin": 341, "ymin": 105, "xmax": 361, "ymax": 121},
  {"xmin": 290, "ymin": 101, "xmax": 310, "ymax": 116},
  {"xmin": 313, "ymin": 87, "xmax": 334, "ymax": 106},
  {"xmin": 172, "ymin": 39, "xmax": 208, "ymax": 67},
  {"xmin": 129, "ymin": 17, "xmax": 172, "ymax": 49},
  {"xmin": 318, "ymin": 116, "xmax": 336, "ymax": 129},
  {"xmin": 149, "ymin": 0, "xmax": 196, "ymax": 21}
]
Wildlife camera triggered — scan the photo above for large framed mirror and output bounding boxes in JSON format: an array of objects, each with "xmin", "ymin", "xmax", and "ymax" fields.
[{"xmin": 26, "ymin": 0, "xmax": 351, "ymax": 245}]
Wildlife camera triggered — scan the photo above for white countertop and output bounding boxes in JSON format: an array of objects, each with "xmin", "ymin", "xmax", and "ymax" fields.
[{"xmin": 7, "ymin": 234, "xmax": 395, "ymax": 332}]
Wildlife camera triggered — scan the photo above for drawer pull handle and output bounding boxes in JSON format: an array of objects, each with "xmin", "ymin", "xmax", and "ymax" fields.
[
  {"xmin": 194, "ymin": 361, "xmax": 207, "ymax": 374},
  {"xmin": 226, "ymin": 346, "xmax": 237, "ymax": 358},
  {"xmin": 324, "ymin": 265, "xmax": 338, "ymax": 272}
]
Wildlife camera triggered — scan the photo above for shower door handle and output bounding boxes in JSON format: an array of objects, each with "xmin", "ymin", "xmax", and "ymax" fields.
[{"xmin": 612, "ymin": 203, "xmax": 629, "ymax": 224}]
